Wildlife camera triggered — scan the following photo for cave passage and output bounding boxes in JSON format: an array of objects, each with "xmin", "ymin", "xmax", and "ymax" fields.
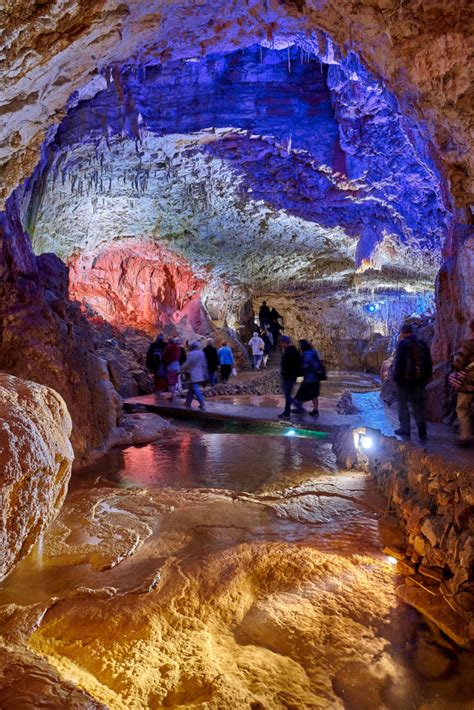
[
  {"xmin": 1, "ymin": 10, "xmax": 473, "ymax": 710},
  {"xmin": 10, "ymin": 41, "xmax": 447, "ymax": 369}
]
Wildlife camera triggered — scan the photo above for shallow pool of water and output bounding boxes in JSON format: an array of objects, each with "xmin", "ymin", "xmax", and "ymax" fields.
[{"xmin": 75, "ymin": 420, "xmax": 333, "ymax": 494}]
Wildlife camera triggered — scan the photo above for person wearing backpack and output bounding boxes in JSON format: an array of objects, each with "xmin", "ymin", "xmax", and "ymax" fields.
[
  {"xmin": 145, "ymin": 333, "xmax": 167, "ymax": 393},
  {"xmin": 291, "ymin": 339, "xmax": 326, "ymax": 418},
  {"xmin": 393, "ymin": 324, "xmax": 432, "ymax": 440},
  {"xmin": 451, "ymin": 318, "xmax": 474, "ymax": 447}
]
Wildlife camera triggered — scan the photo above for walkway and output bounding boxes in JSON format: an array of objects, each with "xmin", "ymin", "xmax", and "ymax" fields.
[{"xmin": 124, "ymin": 384, "xmax": 473, "ymax": 472}]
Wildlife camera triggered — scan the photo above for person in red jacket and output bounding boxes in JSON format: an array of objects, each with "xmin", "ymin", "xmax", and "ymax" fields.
[{"xmin": 162, "ymin": 337, "xmax": 181, "ymax": 401}]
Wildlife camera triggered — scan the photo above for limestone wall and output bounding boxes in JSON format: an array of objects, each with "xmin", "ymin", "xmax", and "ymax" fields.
[
  {"xmin": 333, "ymin": 427, "xmax": 474, "ymax": 647},
  {"xmin": 0, "ymin": 374, "xmax": 73, "ymax": 581}
]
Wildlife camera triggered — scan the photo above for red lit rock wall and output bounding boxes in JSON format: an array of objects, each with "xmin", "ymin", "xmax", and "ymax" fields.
[{"xmin": 67, "ymin": 240, "xmax": 205, "ymax": 335}]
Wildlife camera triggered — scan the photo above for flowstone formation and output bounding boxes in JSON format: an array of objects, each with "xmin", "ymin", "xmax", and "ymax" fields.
[
  {"xmin": 0, "ymin": 374, "xmax": 73, "ymax": 581},
  {"xmin": 2, "ymin": 471, "xmax": 471, "ymax": 709}
]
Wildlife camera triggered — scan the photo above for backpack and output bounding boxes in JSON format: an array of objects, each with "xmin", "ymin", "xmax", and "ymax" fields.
[
  {"xmin": 308, "ymin": 351, "xmax": 327, "ymax": 381},
  {"xmin": 404, "ymin": 339, "xmax": 432, "ymax": 383},
  {"xmin": 146, "ymin": 343, "xmax": 163, "ymax": 373}
]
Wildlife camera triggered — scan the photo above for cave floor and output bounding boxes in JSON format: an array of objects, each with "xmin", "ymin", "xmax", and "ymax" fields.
[{"xmin": 1, "ymin": 417, "xmax": 473, "ymax": 709}]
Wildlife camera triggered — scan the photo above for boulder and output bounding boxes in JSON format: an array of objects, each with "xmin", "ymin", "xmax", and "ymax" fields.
[{"xmin": 0, "ymin": 374, "xmax": 73, "ymax": 581}]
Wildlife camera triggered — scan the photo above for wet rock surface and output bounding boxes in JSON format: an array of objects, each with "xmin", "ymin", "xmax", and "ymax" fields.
[
  {"xmin": 0, "ymin": 374, "xmax": 73, "ymax": 581},
  {"xmin": 0, "ymin": 424, "xmax": 473, "ymax": 708},
  {"xmin": 333, "ymin": 425, "xmax": 474, "ymax": 648}
]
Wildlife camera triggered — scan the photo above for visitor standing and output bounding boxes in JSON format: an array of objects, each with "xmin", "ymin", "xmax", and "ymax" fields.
[
  {"xmin": 270, "ymin": 319, "xmax": 283, "ymax": 350},
  {"xmin": 146, "ymin": 333, "xmax": 167, "ymax": 393},
  {"xmin": 162, "ymin": 337, "xmax": 181, "ymax": 401},
  {"xmin": 248, "ymin": 331, "xmax": 265, "ymax": 370},
  {"xmin": 218, "ymin": 341, "xmax": 235, "ymax": 382},
  {"xmin": 259, "ymin": 301, "xmax": 271, "ymax": 329},
  {"xmin": 278, "ymin": 335, "xmax": 301, "ymax": 420},
  {"xmin": 182, "ymin": 342, "xmax": 207, "ymax": 410},
  {"xmin": 393, "ymin": 324, "xmax": 432, "ymax": 440},
  {"xmin": 291, "ymin": 340, "xmax": 326, "ymax": 418},
  {"xmin": 269, "ymin": 306, "xmax": 283, "ymax": 325},
  {"xmin": 262, "ymin": 329, "xmax": 272, "ymax": 368},
  {"xmin": 452, "ymin": 318, "xmax": 474, "ymax": 447},
  {"xmin": 203, "ymin": 339, "xmax": 219, "ymax": 386}
]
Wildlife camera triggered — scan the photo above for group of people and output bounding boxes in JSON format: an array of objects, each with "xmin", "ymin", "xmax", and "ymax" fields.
[
  {"xmin": 246, "ymin": 302, "xmax": 285, "ymax": 370},
  {"xmin": 146, "ymin": 316, "xmax": 474, "ymax": 446},
  {"xmin": 278, "ymin": 336, "xmax": 326, "ymax": 419},
  {"xmin": 146, "ymin": 334, "xmax": 236, "ymax": 410},
  {"xmin": 390, "ymin": 319, "xmax": 474, "ymax": 447}
]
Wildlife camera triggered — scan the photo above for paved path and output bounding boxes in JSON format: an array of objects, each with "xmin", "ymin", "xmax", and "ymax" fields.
[{"xmin": 124, "ymin": 388, "xmax": 473, "ymax": 471}]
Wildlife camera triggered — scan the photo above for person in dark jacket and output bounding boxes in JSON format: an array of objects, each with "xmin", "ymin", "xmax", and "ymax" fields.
[
  {"xmin": 452, "ymin": 318, "xmax": 474, "ymax": 446},
  {"xmin": 292, "ymin": 340, "xmax": 324, "ymax": 417},
  {"xmin": 393, "ymin": 324, "xmax": 432, "ymax": 440},
  {"xmin": 146, "ymin": 333, "xmax": 167, "ymax": 393},
  {"xmin": 270, "ymin": 319, "xmax": 283, "ymax": 351},
  {"xmin": 203, "ymin": 339, "xmax": 219, "ymax": 386},
  {"xmin": 262, "ymin": 329, "xmax": 272, "ymax": 368},
  {"xmin": 259, "ymin": 301, "xmax": 271, "ymax": 329},
  {"xmin": 278, "ymin": 336, "xmax": 301, "ymax": 420}
]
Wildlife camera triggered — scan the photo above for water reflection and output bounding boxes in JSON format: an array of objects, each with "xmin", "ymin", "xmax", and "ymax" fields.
[{"xmin": 78, "ymin": 424, "xmax": 336, "ymax": 494}]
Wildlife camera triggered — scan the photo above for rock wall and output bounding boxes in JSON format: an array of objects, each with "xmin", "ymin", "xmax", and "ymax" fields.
[
  {"xmin": 256, "ymin": 286, "xmax": 434, "ymax": 371},
  {"xmin": 0, "ymin": 200, "xmax": 122, "ymax": 463},
  {"xmin": 333, "ymin": 427, "xmax": 474, "ymax": 647},
  {"xmin": 0, "ymin": 374, "xmax": 73, "ymax": 581},
  {"xmin": 67, "ymin": 239, "xmax": 205, "ymax": 335}
]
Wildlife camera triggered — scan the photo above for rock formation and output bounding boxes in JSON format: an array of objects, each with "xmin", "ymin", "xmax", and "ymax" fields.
[
  {"xmin": 0, "ymin": 1, "xmax": 471, "ymax": 478},
  {"xmin": 0, "ymin": 374, "xmax": 73, "ymax": 581}
]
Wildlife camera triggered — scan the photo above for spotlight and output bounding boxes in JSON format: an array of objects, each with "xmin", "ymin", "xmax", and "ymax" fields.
[
  {"xmin": 285, "ymin": 429, "xmax": 296, "ymax": 437},
  {"xmin": 386, "ymin": 556, "xmax": 397, "ymax": 566},
  {"xmin": 353, "ymin": 427, "xmax": 376, "ymax": 452}
]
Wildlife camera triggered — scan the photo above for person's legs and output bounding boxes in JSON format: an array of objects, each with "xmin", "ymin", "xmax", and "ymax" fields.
[
  {"xmin": 411, "ymin": 385, "xmax": 427, "ymax": 438},
  {"xmin": 280, "ymin": 378, "xmax": 295, "ymax": 417},
  {"xmin": 209, "ymin": 371, "xmax": 217, "ymax": 386},
  {"xmin": 262, "ymin": 354, "xmax": 269, "ymax": 368},
  {"xmin": 185, "ymin": 382, "xmax": 195, "ymax": 407},
  {"xmin": 255, "ymin": 355, "xmax": 263, "ymax": 370},
  {"xmin": 193, "ymin": 382, "xmax": 206, "ymax": 409},
  {"xmin": 309, "ymin": 396, "xmax": 319, "ymax": 416},
  {"xmin": 457, "ymin": 392, "xmax": 473, "ymax": 441},
  {"xmin": 221, "ymin": 364, "xmax": 231, "ymax": 382},
  {"xmin": 397, "ymin": 385, "xmax": 411, "ymax": 434}
]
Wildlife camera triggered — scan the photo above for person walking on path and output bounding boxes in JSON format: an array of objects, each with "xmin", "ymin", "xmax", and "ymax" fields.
[
  {"xmin": 203, "ymin": 339, "xmax": 219, "ymax": 386},
  {"xmin": 218, "ymin": 341, "xmax": 235, "ymax": 382},
  {"xmin": 451, "ymin": 318, "xmax": 474, "ymax": 447},
  {"xmin": 292, "ymin": 340, "xmax": 326, "ymax": 418},
  {"xmin": 278, "ymin": 336, "xmax": 301, "ymax": 420},
  {"xmin": 248, "ymin": 331, "xmax": 265, "ymax": 370},
  {"xmin": 262, "ymin": 329, "xmax": 272, "ymax": 368},
  {"xmin": 393, "ymin": 324, "xmax": 432, "ymax": 440},
  {"xmin": 146, "ymin": 333, "xmax": 167, "ymax": 393},
  {"xmin": 270, "ymin": 319, "xmax": 283, "ymax": 351},
  {"xmin": 162, "ymin": 337, "xmax": 181, "ymax": 401},
  {"xmin": 182, "ymin": 342, "xmax": 207, "ymax": 410},
  {"xmin": 259, "ymin": 301, "xmax": 271, "ymax": 329}
]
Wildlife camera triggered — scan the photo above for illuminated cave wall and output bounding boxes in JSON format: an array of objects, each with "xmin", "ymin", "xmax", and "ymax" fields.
[{"xmin": 12, "ymin": 44, "xmax": 447, "ymax": 353}]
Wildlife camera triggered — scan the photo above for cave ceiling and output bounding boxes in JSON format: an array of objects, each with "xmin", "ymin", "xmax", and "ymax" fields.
[{"xmin": 14, "ymin": 40, "xmax": 449, "ymax": 294}]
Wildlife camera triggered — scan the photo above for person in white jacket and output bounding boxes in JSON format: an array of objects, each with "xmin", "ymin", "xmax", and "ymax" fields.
[
  {"xmin": 182, "ymin": 342, "xmax": 208, "ymax": 410},
  {"xmin": 248, "ymin": 332, "xmax": 265, "ymax": 370}
]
